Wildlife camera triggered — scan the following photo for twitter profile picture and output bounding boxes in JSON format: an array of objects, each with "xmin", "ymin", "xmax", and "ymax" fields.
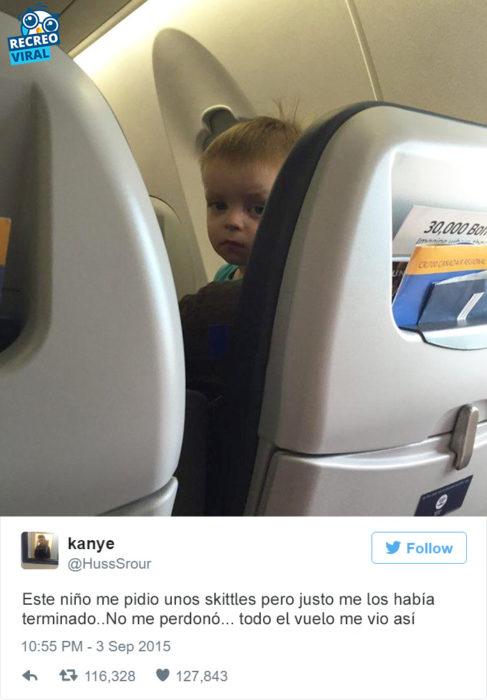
[{"xmin": 21, "ymin": 531, "xmax": 59, "ymax": 569}]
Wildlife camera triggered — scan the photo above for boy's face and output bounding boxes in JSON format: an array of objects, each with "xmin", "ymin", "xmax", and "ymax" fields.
[{"xmin": 203, "ymin": 158, "xmax": 282, "ymax": 267}]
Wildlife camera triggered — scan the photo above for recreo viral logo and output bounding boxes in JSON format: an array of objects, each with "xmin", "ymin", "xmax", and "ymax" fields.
[{"xmin": 7, "ymin": 3, "xmax": 60, "ymax": 66}]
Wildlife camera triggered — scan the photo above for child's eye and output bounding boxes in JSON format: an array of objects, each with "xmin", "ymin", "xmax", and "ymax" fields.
[
  {"xmin": 208, "ymin": 201, "xmax": 227, "ymax": 212},
  {"xmin": 250, "ymin": 204, "xmax": 265, "ymax": 217}
]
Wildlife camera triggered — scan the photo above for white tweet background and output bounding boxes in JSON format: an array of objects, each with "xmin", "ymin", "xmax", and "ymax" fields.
[{"xmin": 1, "ymin": 516, "xmax": 485, "ymax": 700}]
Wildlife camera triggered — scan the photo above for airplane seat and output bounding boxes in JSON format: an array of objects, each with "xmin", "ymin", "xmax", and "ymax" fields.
[
  {"xmin": 220, "ymin": 102, "xmax": 487, "ymax": 516},
  {"xmin": 172, "ymin": 389, "xmax": 209, "ymax": 515},
  {"xmin": 176, "ymin": 277, "xmax": 243, "ymax": 514},
  {"xmin": 150, "ymin": 196, "xmax": 207, "ymax": 299},
  {"xmin": 173, "ymin": 388, "xmax": 231, "ymax": 516},
  {"xmin": 0, "ymin": 12, "xmax": 184, "ymax": 515}
]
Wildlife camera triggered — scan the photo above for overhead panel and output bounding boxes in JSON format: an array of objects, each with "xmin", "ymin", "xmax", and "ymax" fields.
[
  {"xmin": 0, "ymin": 0, "xmax": 69, "ymax": 17},
  {"xmin": 354, "ymin": 0, "xmax": 487, "ymax": 125},
  {"xmin": 0, "ymin": 0, "xmax": 146, "ymax": 53},
  {"xmin": 60, "ymin": 0, "xmax": 144, "ymax": 53},
  {"xmin": 168, "ymin": 0, "xmax": 376, "ymax": 118}
]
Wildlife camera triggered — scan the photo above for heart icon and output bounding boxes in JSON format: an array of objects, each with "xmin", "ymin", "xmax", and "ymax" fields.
[{"xmin": 156, "ymin": 668, "xmax": 170, "ymax": 682}]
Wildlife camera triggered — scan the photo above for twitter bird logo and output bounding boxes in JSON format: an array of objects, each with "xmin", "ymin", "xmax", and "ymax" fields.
[{"xmin": 386, "ymin": 540, "xmax": 400, "ymax": 554}]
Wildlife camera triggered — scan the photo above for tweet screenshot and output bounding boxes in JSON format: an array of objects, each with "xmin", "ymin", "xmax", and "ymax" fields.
[{"xmin": 0, "ymin": 517, "xmax": 485, "ymax": 700}]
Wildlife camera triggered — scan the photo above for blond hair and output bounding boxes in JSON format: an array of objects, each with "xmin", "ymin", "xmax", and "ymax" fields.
[{"xmin": 200, "ymin": 115, "xmax": 302, "ymax": 172}]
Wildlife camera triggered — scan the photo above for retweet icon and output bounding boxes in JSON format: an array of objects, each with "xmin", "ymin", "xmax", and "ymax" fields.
[{"xmin": 386, "ymin": 540, "xmax": 400, "ymax": 554}]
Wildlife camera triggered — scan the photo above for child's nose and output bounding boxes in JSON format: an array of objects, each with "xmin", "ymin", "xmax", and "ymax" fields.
[{"xmin": 224, "ymin": 207, "xmax": 245, "ymax": 229}]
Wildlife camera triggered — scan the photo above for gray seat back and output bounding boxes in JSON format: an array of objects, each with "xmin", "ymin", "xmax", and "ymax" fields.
[
  {"xmin": 0, "ymin": 12, "xmax": 184, "ymax": 515},
  {"xmin": 225, "ymin": 102, "xmax": 487, "ymax": 516}
]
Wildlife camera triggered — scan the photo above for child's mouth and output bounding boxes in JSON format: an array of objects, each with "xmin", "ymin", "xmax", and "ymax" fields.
[{"xmin": 221, "ymin": 240, "xmax": 244, "ymax": 249}]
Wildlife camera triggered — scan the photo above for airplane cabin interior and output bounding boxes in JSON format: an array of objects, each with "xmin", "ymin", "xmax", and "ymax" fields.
[{"xmin": 0, "ymin": 0, "xmax": 486, "ymax": 516}]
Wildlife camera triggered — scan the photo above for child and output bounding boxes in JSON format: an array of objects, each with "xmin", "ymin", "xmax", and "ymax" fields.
[
  {"xmin": 176, "ymin": 116, "xmax": 303, "ymax": 512},
  {"xmin": 200, "ymin": 115, "xmax": 302, "ymax": 281},
  {"xmin": 178, "ymin": 114, "xmax": 302, "ymax": 398}
]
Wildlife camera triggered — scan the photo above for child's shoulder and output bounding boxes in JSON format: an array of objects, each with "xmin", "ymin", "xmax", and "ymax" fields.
[{"xmin": 214, "ymin": 263, "xmax": 239, "ymax": 282}]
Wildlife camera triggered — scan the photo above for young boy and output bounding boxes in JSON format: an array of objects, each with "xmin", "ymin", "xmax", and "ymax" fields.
[
  {"xmin": 200, "ymin": 115, "xmax": 302, "ymax": 280},
  {"xmin": 176, "ymin": 116, "xmax": 303, "ymax": 512},
  {"xmin": 178, "ymin": 115, "xmax": 302, "ymax": 399}
]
